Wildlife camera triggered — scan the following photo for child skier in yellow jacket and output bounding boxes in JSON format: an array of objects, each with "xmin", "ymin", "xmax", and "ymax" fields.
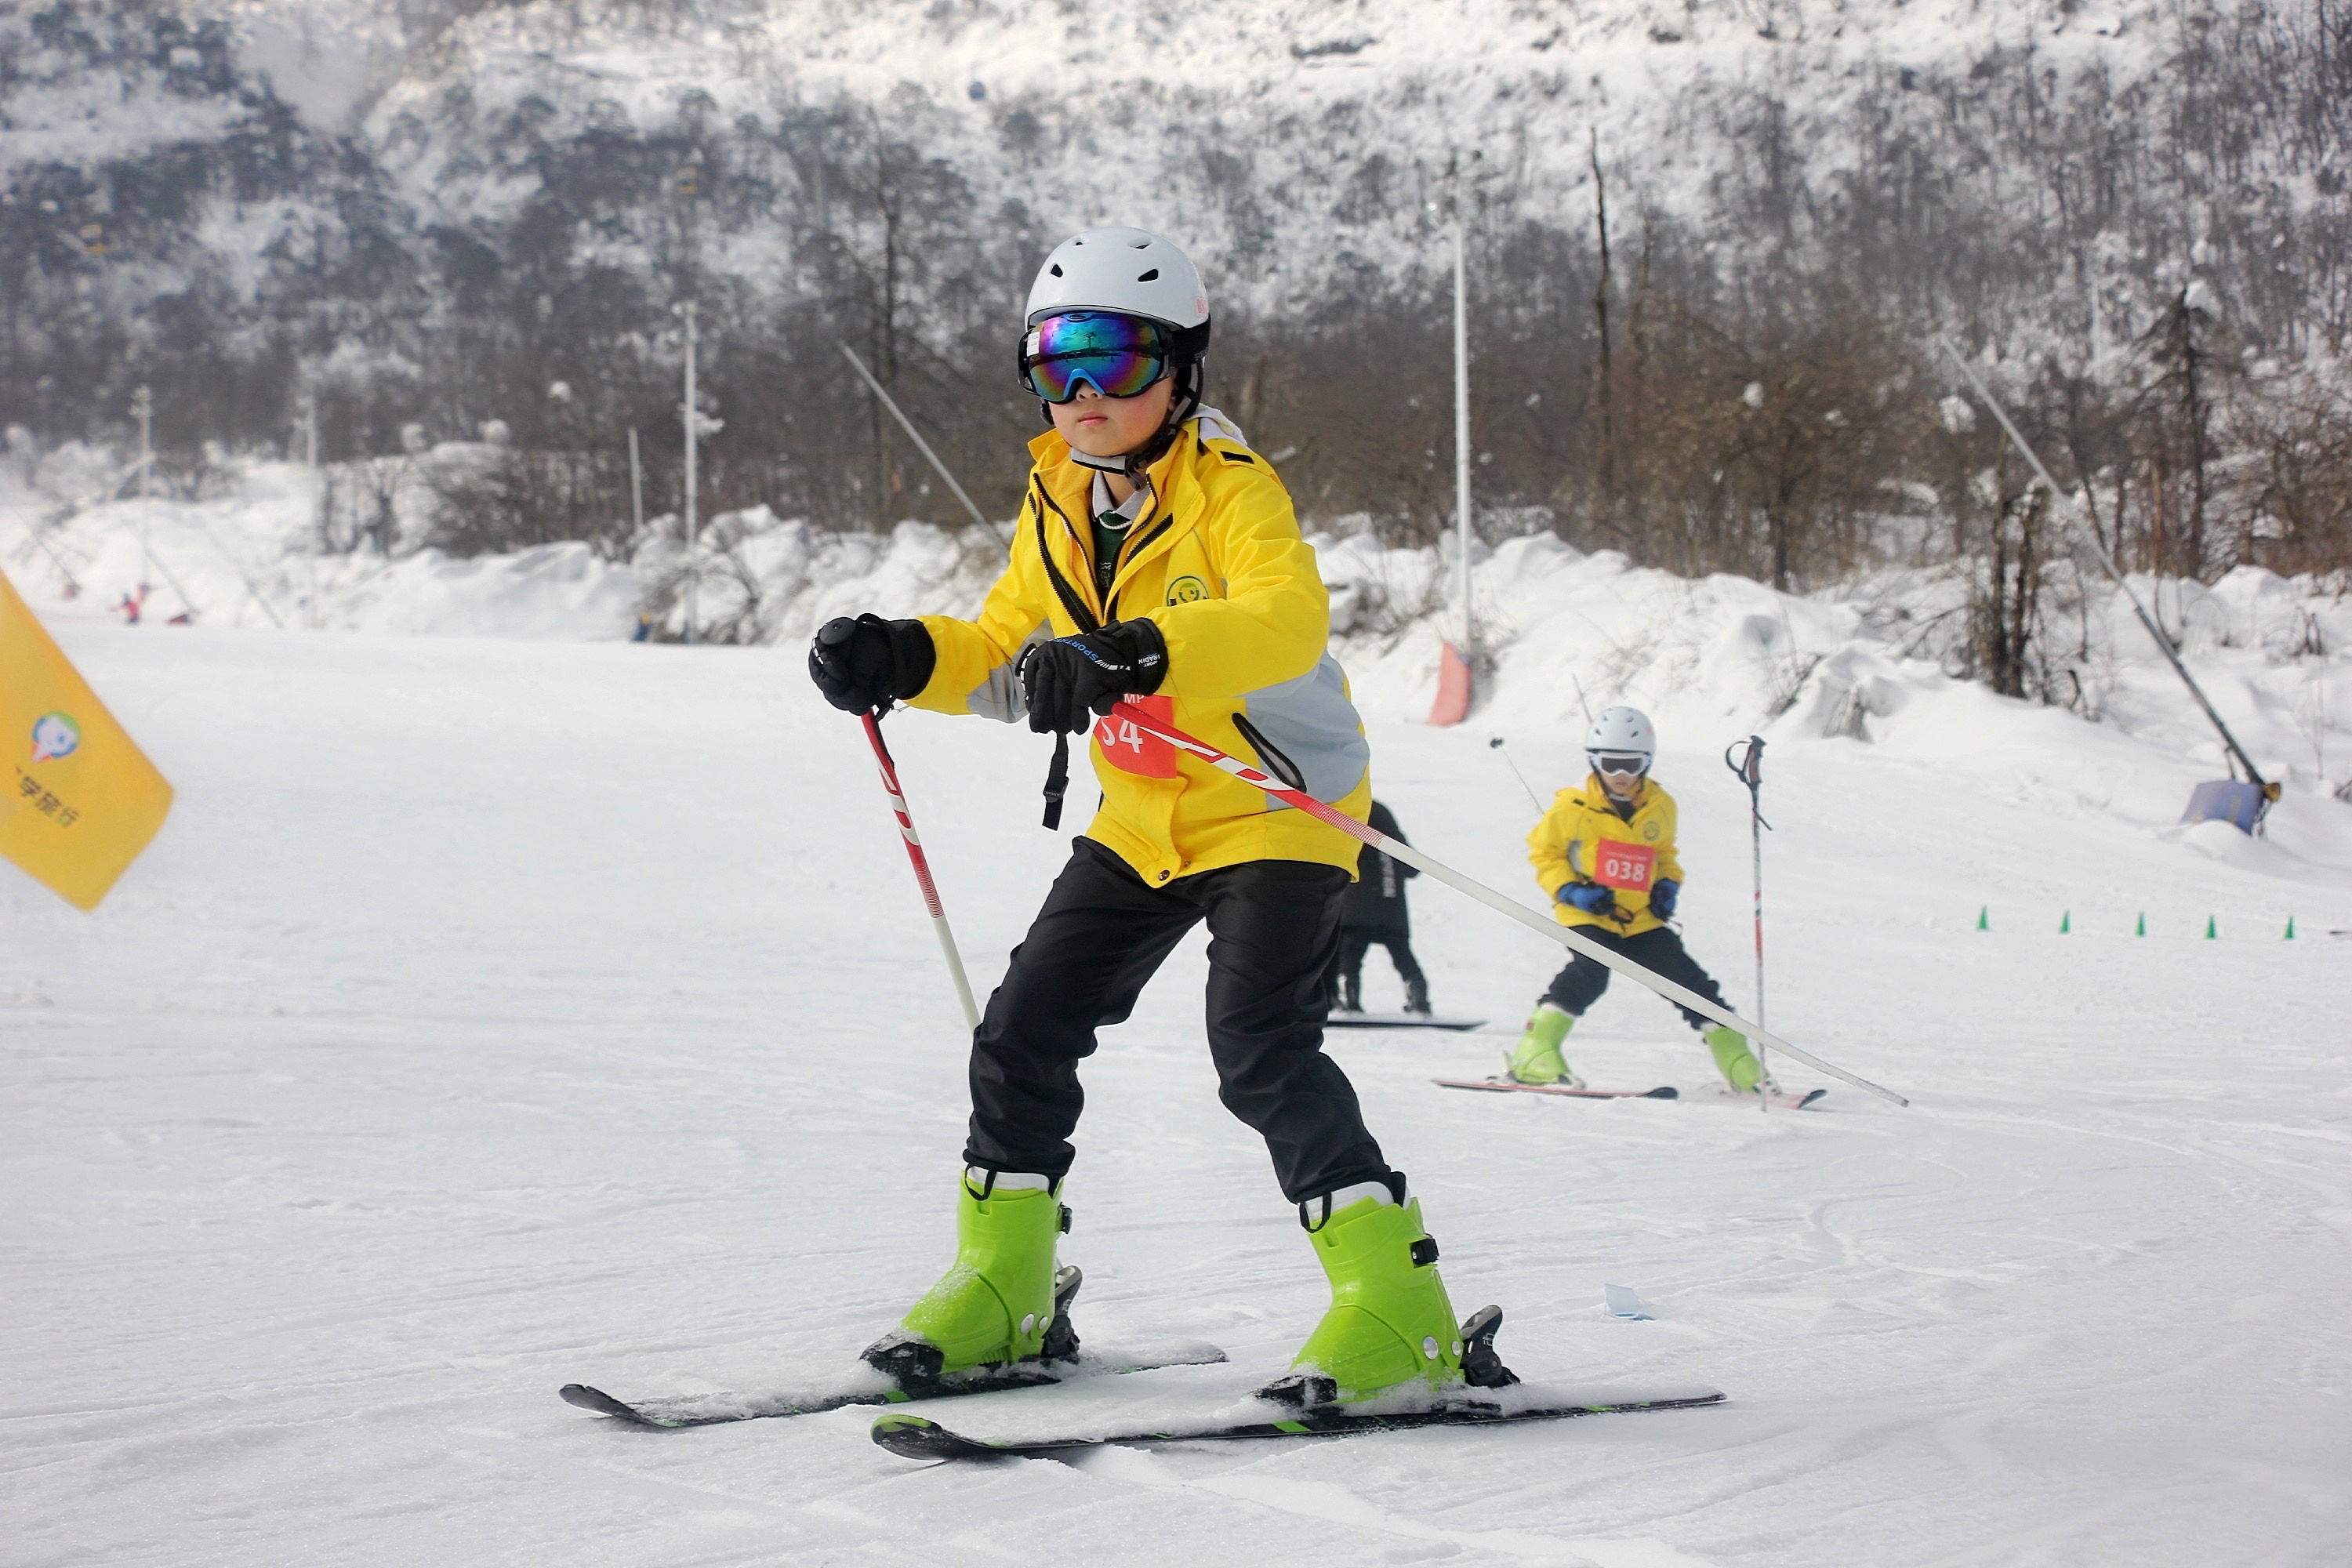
[
  {"xmin": 1506, "ymin": 706, "xmax": 1767, "ymax": 1094},
  {"xmin": 808, "ymin": 228, "xmax": 1510, "ymax": 1414}
]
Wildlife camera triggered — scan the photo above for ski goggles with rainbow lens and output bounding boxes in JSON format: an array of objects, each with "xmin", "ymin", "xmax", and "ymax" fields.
[
  {"xmin": 1018, "ymin": 311, "xmax": 1177, "ymax": 402},
  {"xmin": 1589, "ymin": 753, "xmax": 1652, "ymax": 779}
]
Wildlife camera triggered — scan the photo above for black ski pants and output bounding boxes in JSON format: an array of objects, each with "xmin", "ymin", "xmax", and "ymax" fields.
[
  {"xmin": 1541, "ymin": 924, "xmax": 1728, "ymax": 1033},
  {"xmin": 1331, "ymin": 928, "xmax": 1428, "ymax": 1011},
  {"xmin": 966, "ymin": 837, "xmax": 1387, "ymax": 1203}
]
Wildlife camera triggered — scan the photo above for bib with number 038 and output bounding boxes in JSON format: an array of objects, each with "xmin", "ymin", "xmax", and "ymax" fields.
[
  {"xmin": 1592, "ymin": 837, "xmax": 1657, "ymax": 891},
  {"xmin": 1093, "ymin": 694, "xmax": 1178, "ymax": 778}
]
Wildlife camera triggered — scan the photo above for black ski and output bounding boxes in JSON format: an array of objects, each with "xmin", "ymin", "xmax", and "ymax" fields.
[
  {"xmin": 1327, "ymin": 1013, "xmax": 1488, "ymax": 1032},
  {"xmin": 561, "ymin": 1265, "xmax": 1222, "ymax": 1428},
  {"xmin": 871, "ymin": 1385, "xmax": 1726, "ymax": 1459}
]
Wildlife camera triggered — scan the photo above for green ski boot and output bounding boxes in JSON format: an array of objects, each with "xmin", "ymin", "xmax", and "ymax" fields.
[
  {"xmin": 1266, "ymin": 1178, "xmax": 1515, "ymax": 1409},
  {"xmin": 1704, "ymin": 1024, "xmax": 1763, "ymax": 1093},
  {"xmin": 862, "ymin": 1170, "xmax": 1074, "ymax": 1392},
  {"xmin": 1505, "ymin": 1004, "xmax": 1583, "ymax": 1087}
]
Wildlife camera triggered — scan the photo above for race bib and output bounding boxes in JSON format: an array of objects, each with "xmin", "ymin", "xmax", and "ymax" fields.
[
  {"xmin": 1592, "ymin": 838, "xmax": 1657, "ymax": 891},
  {"xmin": 1094, "ymin": 694, "xmax": 1177, "ymax": 778}
]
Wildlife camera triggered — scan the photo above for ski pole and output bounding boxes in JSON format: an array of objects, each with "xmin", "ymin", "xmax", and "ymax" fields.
[
  {"xmin": 859, "ymin": 708, "xmax": 982, "ymax": 1033},
  {"xmin": 1488, "ymin": 735, "xmax": 1545, "ymax": 814},
  {"xmin": 1724, "ymin": 736, "xmax": 1772, "ymax": 1112},
  {"xmin": 1108, "ymin": 702, "xmax": 1907, "ymax": 1106}
]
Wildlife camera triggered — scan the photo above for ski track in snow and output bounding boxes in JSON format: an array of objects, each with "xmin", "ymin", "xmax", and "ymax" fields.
[{"xmin": 5, "ymin": 620, "xmax": 2350, "ymax": 1566}]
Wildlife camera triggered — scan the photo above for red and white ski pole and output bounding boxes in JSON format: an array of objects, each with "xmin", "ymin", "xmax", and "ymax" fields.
[
  {"xmin": 860, "ymin": 709, "xmax": 982, "ymax": 1033},
  {"xmin": 1106, "ymin": 701, "xmax": 1907, "ymax": 1107},
  {"xmin": 1724, "ymin": 735, "xmax": 1771, "ymax": 1112}
]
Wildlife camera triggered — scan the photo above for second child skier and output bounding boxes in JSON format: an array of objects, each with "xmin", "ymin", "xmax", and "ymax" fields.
[
  {"xmin": 808, "ymin": 227, "xmax": 1512, "ymax": 1411},
  {"xmin": 1505, "ymin": 706, "xmax": 1769, "ymax": 1095}
]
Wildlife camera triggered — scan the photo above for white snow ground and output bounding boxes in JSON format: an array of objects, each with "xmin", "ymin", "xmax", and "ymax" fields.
[{"xmin": 6, "ymin": 593, "xmax": 2351, "ymax": 1565}]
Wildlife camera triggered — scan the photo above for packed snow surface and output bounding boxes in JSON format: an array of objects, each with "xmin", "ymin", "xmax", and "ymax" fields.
[{"xmin": 5, "ymin": 583, "xmax": 2350, "ymax": 1563}]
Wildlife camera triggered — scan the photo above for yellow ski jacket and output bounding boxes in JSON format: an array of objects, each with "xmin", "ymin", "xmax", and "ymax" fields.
[
  {"xmin": 910, "ymin": 421, "xmax": 1371, "ymax": 886},
  {"xmin": 1527, "ymin": 775, "xmax": 1685, "ymax": 937}
]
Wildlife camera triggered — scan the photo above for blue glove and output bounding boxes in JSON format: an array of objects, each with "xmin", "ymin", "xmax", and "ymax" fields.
[
  {"xmin": 1556, "ymin": 882, "xmax": 1617, "ymax": 914},
  {"xmin": 1650, "ymin": 878, "xmax": 1680, "ymax": 919}
]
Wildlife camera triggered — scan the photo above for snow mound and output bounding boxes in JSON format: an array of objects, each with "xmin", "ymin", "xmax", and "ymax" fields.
[{"xmin": 7, "ymin": 462, "xmax": 2350, "ymax": 874}]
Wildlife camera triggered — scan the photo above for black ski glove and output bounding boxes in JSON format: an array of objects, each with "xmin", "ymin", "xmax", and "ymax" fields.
[
  {"xmin": 1016, "ymin": 620, "xmax": 1169, "ymax": 735},
  {"xmin": 808, "ymin": 613, "xmax": 936, "ymax": 713}
]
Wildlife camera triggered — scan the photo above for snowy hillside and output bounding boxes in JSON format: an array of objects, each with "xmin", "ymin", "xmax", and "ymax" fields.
[
  {"xmin": 6, "ymin": 597, "xmax": 2350, "ymax": 1563},
  {"xmin": 10, "ymin": 0, "xmax": 2346, "ymax": 554}
]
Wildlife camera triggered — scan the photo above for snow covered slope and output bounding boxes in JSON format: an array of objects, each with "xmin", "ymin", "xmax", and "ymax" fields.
[{"xmin": 5, "ymin": 597, "xmax": 2350, "ymax": 1564}]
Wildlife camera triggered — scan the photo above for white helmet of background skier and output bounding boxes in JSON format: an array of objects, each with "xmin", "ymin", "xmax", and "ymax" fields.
[
  {"xmin": 1018, "ymin": 227, "xmax": 1213, "ymax": 476},
  {"xmin": 1584, "ymin": 706, "xmax": 1656, "ymax": 782}
]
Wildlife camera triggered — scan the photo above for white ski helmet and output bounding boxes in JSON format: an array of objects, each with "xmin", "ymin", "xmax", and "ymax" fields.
[
  {"xmin": 1584, "ymin": 706, "xmax": 1656, "ymax": 763},
  {"xmin": 1021, "ymin": 227, "xmax": 1213, "ymax": 475},
  {"xmin": 1025, "ymin": 227, "xmax": 1210, "ymax": 334}
]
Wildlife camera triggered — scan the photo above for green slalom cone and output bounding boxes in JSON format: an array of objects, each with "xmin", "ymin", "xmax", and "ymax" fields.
[
  {"xmin": 1506, "ymin": 1004, "xmax": 1574, "ymax": 1085},
  {"xmin": 1289, "ymin": 1189, "xmax": 1465, "ymax": 1405},
  {"xmin": 2206, "ymin": 915, "xmax": 2219, "ymax": 939},
  {"xmin": 2285, "ymin": 916, "xmax": 2296, "ymax": 939},
  {"xmin": 2136, "ymin": 913, "xmax": 2146, "ymax": 936},
  {"xmin": 1976, "ymin": 905, "xmax": 1989, "ymax": 931},
  {"xmin": 2060, "ymin": 910, "xmax": 2071, "ymax": 934},
  {"xmin": 890, "ymin": 1174, "xmax": 1065, "ymax": 1376},
  {"xmin": 1704, "ymin": 1025, "xmax": 1762, "ymax": 1093}
]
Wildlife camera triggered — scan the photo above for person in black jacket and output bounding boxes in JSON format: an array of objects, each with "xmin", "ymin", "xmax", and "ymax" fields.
[{"xmin": 1328, "ymin": 800, "xmax": 1431, "ymax": 1015}]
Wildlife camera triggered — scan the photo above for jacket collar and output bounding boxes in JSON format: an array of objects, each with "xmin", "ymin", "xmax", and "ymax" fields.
[
  {"xmin": 1584, "ymin": 773, "xmax": 1649, "ymax": 820},
  {"xmin": 1028, "ymin": 425, "xmax": 1209, "ymax": 608}
]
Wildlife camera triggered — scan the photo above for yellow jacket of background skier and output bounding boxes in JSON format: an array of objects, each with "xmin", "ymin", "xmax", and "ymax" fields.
[
  {"xmin": 912, "ymin": 419, "xmax": 1372, "ymax": 886},
  {"xmin": 1527, "ymin": 775, "xmax": 1686, "ymax": 938}
]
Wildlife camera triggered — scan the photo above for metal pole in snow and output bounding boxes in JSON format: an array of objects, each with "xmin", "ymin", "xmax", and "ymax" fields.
[
  {"xmin": 134, "ymin": 386, "xmax": 151, "ymax": 501},
  {"xmin": 1110, "ymin": 700, "xmax": 1909, "ymax": 1106},
  {"xmin": 132, "ymin": 386, "xmax": 154, "ymax": 593},
  {"xmin": 860, "ymin": 710, "xmax": 982, "ymax": 1034},
  {"xmin": 679, "ymin": 301, "xmax": 700, "ymax": 645},
  {"xmin": 838, "ymin": 342, "xmax": 1009, "ymax": 549},
  {"xmin": 1936, "ymin": 336, "xmax": 2272, "ymax": 797},
  {"xmin": 1453, "ymin": 218, "xmax": 1473, "ymax": 655},
  {"xmin": 628, "ymin": 427, "xmax": 644, "ymax": 536},
  {"xmin": 304, "ymin": 396, "xmax": 319, "ymax": 630}
]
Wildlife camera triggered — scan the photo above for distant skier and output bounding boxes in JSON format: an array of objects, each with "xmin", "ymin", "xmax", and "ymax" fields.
[
  {"xmin": 1328, "ymin": 799, "xmax": 1428, "ymax": 1015},
  {"xmin": 1505, "ymin": 706, "xmax": 1768, "ymax": 1095},
  {"xmin": 808, "ymin": 227, "xmax": 1507, "ymax": 1415}
]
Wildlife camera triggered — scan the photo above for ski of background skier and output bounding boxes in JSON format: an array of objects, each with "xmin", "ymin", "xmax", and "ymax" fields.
[
  {"xmin": 869, "ymin": 1384, "xmax": 1727, "ymax": 1459},
  {"xmin": 1435, "ymin": 1077, "xmax": 1825, "ymax": 1109}
]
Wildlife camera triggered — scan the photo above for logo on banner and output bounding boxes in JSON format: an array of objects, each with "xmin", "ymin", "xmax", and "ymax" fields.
[{"xmin": 30, "ymin": 713, "xmax": 80, "ymax": 764}]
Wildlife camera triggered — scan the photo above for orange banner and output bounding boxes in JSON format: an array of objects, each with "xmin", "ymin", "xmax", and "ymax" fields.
[{"xmin": 0, "ymin": 571, "xmax": 174, "ymax": 909}]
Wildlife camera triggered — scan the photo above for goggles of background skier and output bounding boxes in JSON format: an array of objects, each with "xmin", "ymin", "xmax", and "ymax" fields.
[
  {"xmin": 1588, "ymin": 753, "xmax": 1651, "ymax": 780},
  {"xmin": 1018, "ymin": 311, "xmax": 1177, "ymax": 401}
]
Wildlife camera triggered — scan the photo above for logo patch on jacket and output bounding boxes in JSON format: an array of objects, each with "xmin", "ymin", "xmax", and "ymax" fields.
[
  {"xmin": 1642, "ymin": 821, "xmax": 1661, "ymax": 842},
  {"xmin": 1166, "ymin": 575, "xmax": 1208, "ymax": 604}
]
